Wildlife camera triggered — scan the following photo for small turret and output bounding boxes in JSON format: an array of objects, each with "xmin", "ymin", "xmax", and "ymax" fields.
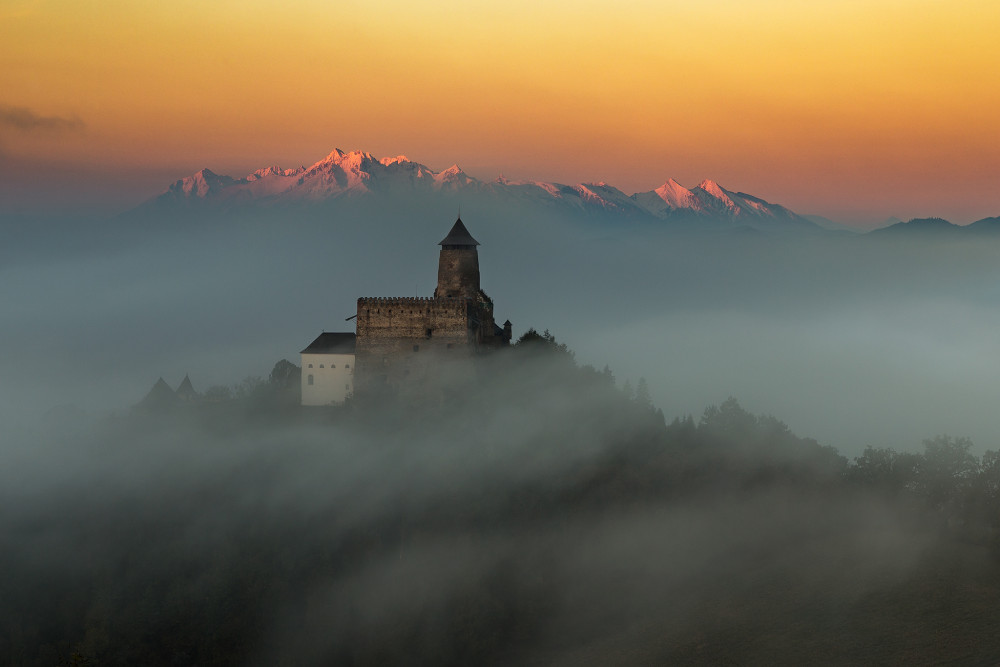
[
  {"xmin": 175, "ymin": 374, "xmax": 198, "ymax": 402},
  {"xmin": 435, "ymin": 217, "xmax": 480, "ymax": 299},
  {"xmin": 136, "ymin": 377, "xmax": 179, "ymax": 411},
  {"xmin": 503, "ymin": 320, "xmax": 512, "ymax": 343}
]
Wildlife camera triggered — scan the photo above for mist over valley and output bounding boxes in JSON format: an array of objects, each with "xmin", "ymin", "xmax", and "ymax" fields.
[
  {"xmin": 5, "ymin": 151, "xmax": 999, "ymax": 453},
  {"xmin": 4, "ymin": 150, "xmax": 1000, "ymax": 664},
  {"xmin": 7, "ymin": 0, "xmax": 1000, "ymax": 660}
]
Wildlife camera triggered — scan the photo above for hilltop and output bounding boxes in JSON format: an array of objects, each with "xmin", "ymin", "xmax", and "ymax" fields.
[{"xmin": 9, "ymin": 337, "xmax": 1000, "ymax": 666}]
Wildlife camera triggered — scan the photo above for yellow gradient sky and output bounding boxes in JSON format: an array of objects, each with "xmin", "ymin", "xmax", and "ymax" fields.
[{"xmin": 2, "ymin": 0, "xmax": 998, "ymax": 223}]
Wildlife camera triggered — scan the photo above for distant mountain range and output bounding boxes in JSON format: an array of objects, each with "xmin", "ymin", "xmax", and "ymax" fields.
[
  {"xmin": 868, "ymin": 216, "xmax": 1000, "ymax": 237},
  {"xmin": 145, "ymin": 148, "xmax": 998, "ymax": 236},
  {"xmin": 148, "ymin": 148, "xmax": 820, "ymax": 233}
]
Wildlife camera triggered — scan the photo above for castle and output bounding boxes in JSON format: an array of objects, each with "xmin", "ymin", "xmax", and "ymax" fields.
[{"xmin": 301, "ymin": 218, "xmax": 511, "ymax": 405}]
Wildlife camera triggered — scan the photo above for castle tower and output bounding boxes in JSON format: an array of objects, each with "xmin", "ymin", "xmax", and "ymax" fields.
[
  {"xmin": 352, "ymin": 217, "xmax": 508, "ymax": 401},
  {"xmin": 435, "ymin": 217, "xmax": 480, "ymax": 299}
]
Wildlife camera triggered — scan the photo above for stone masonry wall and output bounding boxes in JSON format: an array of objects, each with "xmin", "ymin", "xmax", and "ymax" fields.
[
  {"xmin": 355, "ymin": 297, "xmax": 476, "ymax": 396},
  {"xmin": 436, "ymin": 247, "xmax": 480, "ymax": 298}
]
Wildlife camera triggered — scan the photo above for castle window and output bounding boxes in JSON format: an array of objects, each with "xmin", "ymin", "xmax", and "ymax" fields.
[
  {"xmin": 345, "ymin": 363, "xmax": 350, "ymax": 368},
  {"xmin": 331, "ymin": 364, "xmax": 336, "ymax": 369},
  {"xmin": 308, "ymin": 364, "xmax": 313, "ymax": 368},
  {"xmin": 307, "ymin": 374, "xmax": 314, "ymax": 385},
  {"xmin": 426, "ymin": 328, "xmax": 433, "ymax": 338},
  {"xmin": 413, "ymin": 345, "xmax": 420, "ymax": 352},
  {"xmin": 319, "ymin": 364, "xmax": 324, "ymax": 368}
]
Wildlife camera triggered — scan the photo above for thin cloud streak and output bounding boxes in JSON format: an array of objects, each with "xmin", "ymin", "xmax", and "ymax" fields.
[{"xmin": 0, "ymin": 105, "xmax": 84, "ymax": 132}]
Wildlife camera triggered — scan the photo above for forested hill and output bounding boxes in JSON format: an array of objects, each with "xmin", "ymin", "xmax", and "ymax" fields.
[{"xmin": 5, "ymin": 333, "xmax": 1000, "ymax": 666}]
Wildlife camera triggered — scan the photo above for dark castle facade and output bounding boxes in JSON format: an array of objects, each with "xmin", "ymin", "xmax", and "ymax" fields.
[{"xmin": 352, "ymin": 218, "xmax": 511, "ymax": 397}]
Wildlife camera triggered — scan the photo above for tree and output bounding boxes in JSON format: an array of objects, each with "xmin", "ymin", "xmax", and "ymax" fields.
[
  {"xmin": 849, "ymin": 446, "xmax": 920, "ymax": 493},
  {"xmin": 269, "ymin": 359, "xmax": 301, "ymax": 390},
  {"xmin": 964, "ymin": 449, "xmax": 1000, "ymax": 534},
  {"xmin": 267, "ymin": 359, "xmax": 302, "ymax": 408},
  {"xmin": 514, "ymin": 328, "xmax": 572, "ymax": 358},
  {"xmin": 621, "ymin": 380, "xmax": 635, "ymax": 402},
  {"xmin": 918, "ymin": 435, "xmax": 979, "ymax": 510},
  {"xmin": 699, "ymin": 397, "xmax": 756, "ymax": 435},
  {"xmin": 634, "ymin": 377, "xmax": 652, "ymax": 408},
  {"xmin": 978, "ymin": 450, "xmax": 1000, "ymax": 501},
  {"xmin": 233, "ymin": 376, "xmax": 266, "ymax": 400}
]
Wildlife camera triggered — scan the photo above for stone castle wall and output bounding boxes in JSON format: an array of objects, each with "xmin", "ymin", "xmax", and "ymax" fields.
[
  {"xmin": 354, "ymin": 296, "xmax": 479, "ymax": 395},
  {"xmin": 436, "ymin": 247, "xmax": 480, "ymax": 298},
  {"xmin": 349, "ymin": 220, "xmax": 508, "ymax": 400}
]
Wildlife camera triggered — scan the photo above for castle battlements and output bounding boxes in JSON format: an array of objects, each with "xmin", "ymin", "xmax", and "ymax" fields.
[
  {"xmin": 357, "ymin": 296, "xmax": 475, "ymax": 315},
  {"xmin": 302, "ymin": 218, "xmax": 511, "ymax": 406},
  {"xmin": 357, "ymin": 296, "xmax": 474, "ymax": 304},
  {"xmin": 351, "ymin": 217, "xmax": 511, "ymax": 399}
]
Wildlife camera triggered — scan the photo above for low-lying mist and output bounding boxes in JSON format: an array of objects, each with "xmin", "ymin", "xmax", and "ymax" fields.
[
  {"xmin": 3, "ymin": 200, "xmax": 999, "ymax": 454},
  {"xmin": 6, "ymin": 200, "xmax": 1000, "ymax": 663},
  {"xmin": 6, "ymin": 348, "xmax": 978, "ymax": 666}
]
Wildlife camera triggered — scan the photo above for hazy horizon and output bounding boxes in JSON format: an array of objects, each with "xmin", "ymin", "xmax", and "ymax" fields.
[
  {"xmin": 7, "ymin": 3, "xmax": 1000, "ymax": 663},
  {"xmin": 1, "ymin": 145, "xmax": 995, "ymax": 229},
  {"xmin": 4, "ymin": 2, "xmax": 1000, "ymax": 225},
  {"xmin": 4, "ymin": 190, "xmax": 999, "ymax": 458}
]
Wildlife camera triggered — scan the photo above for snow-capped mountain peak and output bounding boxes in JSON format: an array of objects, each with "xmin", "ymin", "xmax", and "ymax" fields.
[
  {"xmin": 150, "ymin": 148, "xmax": 819, "ymax": 233},
  {"xmin": 379, "ymin": 155, "xmax": 411, "ymax": 167},
  {"xmin": 695, "ymin": 179, "xmax": 731, "ymax": 202},
  {"xmin": 165, "ymin": 168, "xmax": 234, "ymax": 199},
  {"xmin": 433, "ymin": 164, "xmax": 475, "ymax": 190},
  {"xmin": 247, "ymin": 165, "xmax": 303, "ymax": 181},
  {"xmin": 319, "ymin": 147, "xmax": 346, "ymax": 163},
  {"xmin": 653, "ymin": 178, "xmax": 699, "ymax": 209},
  {"xmin": 692, "ymin": 179, "xmax": 741, "ymax": 214}
]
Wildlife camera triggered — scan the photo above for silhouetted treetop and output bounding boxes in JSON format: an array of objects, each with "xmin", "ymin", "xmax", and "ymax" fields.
[{"xmin": 513, "ymin": 328, "xmax": 572, "ymax": 358}]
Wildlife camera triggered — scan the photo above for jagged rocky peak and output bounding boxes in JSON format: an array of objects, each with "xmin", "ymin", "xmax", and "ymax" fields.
[
  {"xmin": 435, "ymin": 164, "xmax": 474, "ymax": 188},
  {"xmin": 167, "ymin": 168, "xmax": 233, "ymax": 198},
  {"xmin": 247, "ymin": 165, "xmax": 304, "ymax": 180},
  {"xmin": 148, "ymin": 147, "xmax": 820, "ymax": 232},
  {"xmin": 653, "ymin": 179, "xmax": 698, "ymax": 208},
  {"xmin": 379, "ymin": 155, "xmax": 413, "ymax": 167},
  {"xmin": 313, "ymin": 148, "xmax": 376, "ymax": 168},
  {"xmin": 695, "ymin": 179, "xmax": 728, "ymax": 198},
  {"xmin": 320, "ymin": 147, "xmax": 346, "ymax": 162},
  {"xmin": 248, "ymin": 166, "xmax": 280, "ymax": 180}
]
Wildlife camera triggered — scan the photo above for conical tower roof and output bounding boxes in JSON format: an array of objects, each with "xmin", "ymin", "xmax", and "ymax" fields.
[
  {"xmin": 438, "ymin": 217, "xmax": 480, "ymax": 246},
  {"xmin": 175, "ymin": 374, "xmax": 198, "ymax": 401},
  {"xmin": 138, "ymin": 377, "xmax": 180, "ymax": 409}
]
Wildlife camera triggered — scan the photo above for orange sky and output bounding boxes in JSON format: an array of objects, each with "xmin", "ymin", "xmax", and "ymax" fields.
[{"xmin": 2, "ymin": 0, "xmax": 999, "ymax": 224}]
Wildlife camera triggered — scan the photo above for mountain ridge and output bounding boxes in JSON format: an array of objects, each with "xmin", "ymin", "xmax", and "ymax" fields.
[
  {"xmin": 869, "ymin": 216, "xmax": 1000, "ymax": 237},
  {"xmin": 148, "ymin": 148, "xmax": 822, "ymax": 233},
  {"xmin": 145, "ymin": 148, "xmax": 999, "ymax": 236}
]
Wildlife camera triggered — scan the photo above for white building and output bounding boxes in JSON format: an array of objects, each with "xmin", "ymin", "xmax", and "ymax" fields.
[{"xmin": 300, "ymin": 332, "xmax": 356, "ymax": 406}]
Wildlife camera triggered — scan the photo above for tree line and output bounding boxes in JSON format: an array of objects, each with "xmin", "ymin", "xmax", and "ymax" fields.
[{"xmin": 8, "ymin": 329, "xmax": 1000, "ymax": 665}]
